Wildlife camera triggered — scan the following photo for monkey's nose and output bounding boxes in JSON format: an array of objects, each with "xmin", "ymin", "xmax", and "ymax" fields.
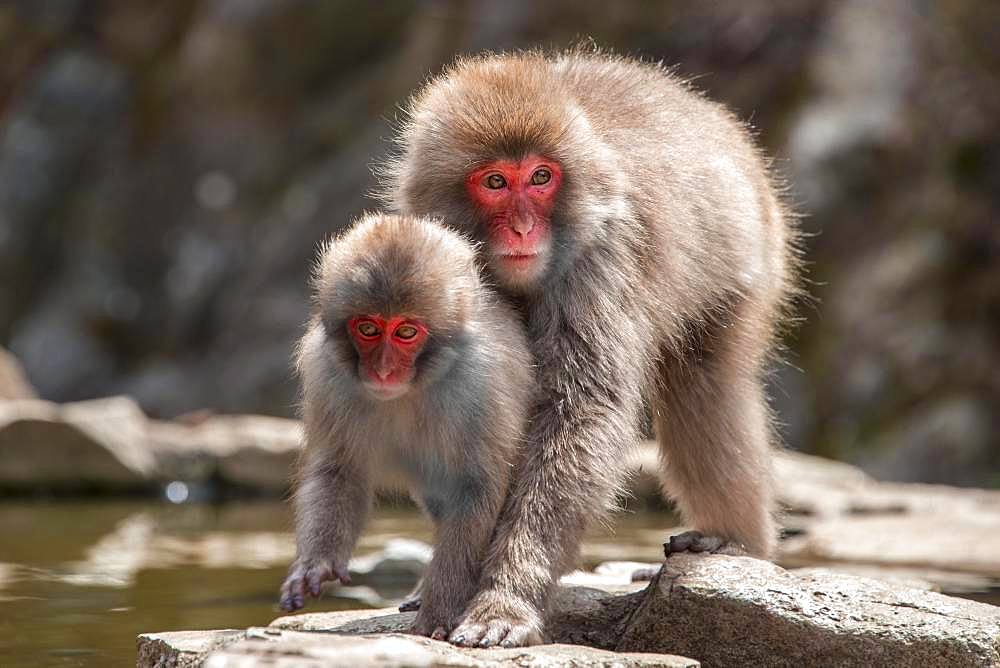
[
  {"xmin": 375, "ymin": 368, "xmax": 392, "ymax": 380},
  {"xmin": 511, "ymin": 217, "xmax": 535, "ymax": 237}
]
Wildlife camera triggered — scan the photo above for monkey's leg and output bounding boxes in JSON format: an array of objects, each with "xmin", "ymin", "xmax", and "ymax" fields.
[
  {"xmin": 411, "ymin": 490, "xmax": 505, "ymax": 640},
  {"xmin": 450, "ymin": 325, "xmax": 644, "ymax": 648},
  {"xmin": 279, "ymin": 454, "xmax": 371, "ymax": 611},
  {"xmin": 653, "ymin": 306, "xmax": 777, "ymax": 559}
]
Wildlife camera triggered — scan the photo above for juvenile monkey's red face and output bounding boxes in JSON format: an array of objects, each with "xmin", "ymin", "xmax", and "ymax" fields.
[
  {"xmin": 465, "ymin": 155, "xmax": 562, "ymax": 290},
  {"xmin": 348, "ymin": 315, "xmax": 428, "ymax": 401}
]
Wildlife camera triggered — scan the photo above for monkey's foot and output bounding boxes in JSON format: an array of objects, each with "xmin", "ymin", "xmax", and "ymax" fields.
[
  {"xmin": 278, "ymin": 558, "xmax": 351, "ymax": 612},
  {"xmin": 630, "ymin": 566, "xmax": 661, "ymax": 582},
  {"xmin": 664, "ymin": 530, "xmax": 746, "ymax": 557},
  {"xmin": 448, "ymin": 592, "xmax": 543, "ymax": 648},
  {"xmin": 398, "ymin": 594, "xmax": 421, "ymax": 612}
]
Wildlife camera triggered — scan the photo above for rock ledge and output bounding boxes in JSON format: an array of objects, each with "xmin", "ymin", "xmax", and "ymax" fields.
[{"xmin": 137, "ymin": 554, "xmax": 1000, "ymax": 667}]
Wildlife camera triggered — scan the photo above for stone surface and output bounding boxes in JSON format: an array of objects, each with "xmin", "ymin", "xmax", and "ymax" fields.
[
  {"xmin": 0, "ymin": 347, "xmax": 36, "ymax": 399},
  {"xmin": 0, "ymin": 396, "xmax": 155, "ymax": 490},
  {"xmin": 204, "ymin": 628, "xmax": 699, "ymax": 667},
  {"xmin": 619, "ymin": 554, "xmax": 1000, "ymax": 667}
]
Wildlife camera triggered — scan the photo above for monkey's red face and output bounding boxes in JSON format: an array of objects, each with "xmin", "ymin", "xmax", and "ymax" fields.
[
  {"xmin": 348, "ymin": 315, "xmax": 429, "ymax": 401},
  {"xmin": 465, "ymin": 156, "xmax": 562, "ymax": 289}
]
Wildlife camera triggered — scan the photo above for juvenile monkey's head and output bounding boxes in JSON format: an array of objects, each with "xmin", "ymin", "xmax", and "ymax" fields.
[
  {"xmin": 383, "ymin": 51, "xmax": 624, "ymax": 294},
  {"xmin": 313, "ymin": 213, "xmax": 481, "ymax": 401}
]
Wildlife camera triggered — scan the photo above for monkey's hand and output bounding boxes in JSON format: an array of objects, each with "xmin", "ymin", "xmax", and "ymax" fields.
[
  {"xmin": 664, "ymin": 530, "xmax": 747, "ymax": 557},
  {"xmin": 448, "ymin": 590, "xmax": 544, "ymax": 648},
  {"xmin": 278, "ymin": 557, "xmax": 351, "ymax": 612}
]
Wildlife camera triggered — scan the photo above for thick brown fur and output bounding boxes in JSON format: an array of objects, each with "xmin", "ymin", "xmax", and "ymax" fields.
[
  {"xmin": 379, "ymin": 48, "xmax": 799, "ymax": 647},
  {"xmin": 279, "ymin": 213, "xmax": 533, "ymax": 639}
]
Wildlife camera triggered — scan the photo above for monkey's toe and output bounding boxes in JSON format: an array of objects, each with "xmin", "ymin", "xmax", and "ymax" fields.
[
  {"xmin": 630, "ymin": 566, "xmax": 661, "ymax": 582},
  {"xmin": 476, "ymin": 621, "xmax": 509, "ymax": 648},
  {"xmin": 664, "ymin": 530, "xmax": 743, "ymax": 557},
  {"xmin": 497, "ymin": 623, "xmax": 540, "ymax": 648},
  {"xmin": 449, "ymin": 622, "xmax": 487, "ymax": 647},
  {"xmin": 449, "ymin": 619, "xmax": 540, "ymax": 648},
  {"xmin": 398, "ymin": 595, "xmax": 421, "ymax": 612}
]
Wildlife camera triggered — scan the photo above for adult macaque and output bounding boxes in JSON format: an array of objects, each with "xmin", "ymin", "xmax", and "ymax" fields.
[
  {"xmin": 279, "ymin": 214, "xmax": 533, "ymax": 640},
  {"xmin": 381, "ymin": 49, "xmax": 798, "ymax": 647}
]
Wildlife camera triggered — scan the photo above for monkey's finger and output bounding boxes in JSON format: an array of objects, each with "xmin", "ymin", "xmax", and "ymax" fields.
[
  {"xmin": 332, "ymin": 564, "xmax": 352, "ymax": 585},
  {"xmin": 430, "ymin": 627, "xmax": 448, "ymax": 641},
  {"xmin": 279, "ymin": 577, "xmax": 305, "ymax": 611},
  {"xmin": 305, "ymin": 570, "xmax": 326, "ymax": 598}
]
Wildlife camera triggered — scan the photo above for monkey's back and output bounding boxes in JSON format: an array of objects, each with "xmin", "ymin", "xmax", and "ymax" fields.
[{"xmin": 552, "ymin": 52, "xmax": 795, "ymax": 320}]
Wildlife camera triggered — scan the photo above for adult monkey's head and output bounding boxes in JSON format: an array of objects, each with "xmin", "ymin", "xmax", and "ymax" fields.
[{"xmin": 381, "ymin": 51, "xmax": 624, "ymax": 294}]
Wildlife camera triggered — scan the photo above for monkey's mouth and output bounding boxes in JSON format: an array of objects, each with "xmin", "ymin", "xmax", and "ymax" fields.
[
  {"xmin": 362, "ymin": 381, "xmax": 410, "ymax": 401},
  {"xmin": 499, "ymin": 253, "xmax": 539, "ymax": 265}
]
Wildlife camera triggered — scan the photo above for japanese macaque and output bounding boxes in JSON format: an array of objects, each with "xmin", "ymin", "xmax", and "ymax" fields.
[
  {"xmin": 278, "ymin": 213, "xmax": 533, "ymax": 640},
  {"xmin": 380, "ymin": 49, "xmax": 798, "ymax": 647}
]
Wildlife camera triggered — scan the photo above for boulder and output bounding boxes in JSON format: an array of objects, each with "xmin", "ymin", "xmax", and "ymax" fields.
[
  {"xmin": 0, "ymin": 347, "xmax": 36, "ymax": 399},
  {"xmin": 618, "ymin": 554, "xmax": 1000, "ymax": 667},
  {"xmin": 0, "ymin": 395, "xmax": 303, "ymax": 493},
  {"xmin": 0, "ymin": 396, "xmax": 155, "ymax": 491}
]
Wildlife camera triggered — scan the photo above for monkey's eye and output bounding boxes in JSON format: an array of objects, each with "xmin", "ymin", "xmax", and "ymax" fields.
[
  {"xmin": 530, "ymin": 168, "xmax": 551, "ymax": 186},
  {"xmin": 355, "ymin": 321, "xmax": 380, "ymax": 338},
  {"xmin": 483, "ymin": 173, "xmax": 507, "ymax": 189},
  {"xmin": 394, "ymin": 324, "xmax": 419, "ymax": 340}
]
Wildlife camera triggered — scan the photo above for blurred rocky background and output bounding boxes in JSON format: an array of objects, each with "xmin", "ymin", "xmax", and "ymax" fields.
[{"xmin": 1, "ymin": 0, "xmax": 997, "ymax": 486}]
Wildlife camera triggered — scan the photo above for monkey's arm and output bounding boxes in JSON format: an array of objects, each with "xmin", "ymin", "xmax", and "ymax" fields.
[
  {"xmin": 279, "ymin": 447, "xmax": 372, "ymax": 611},
  {"xmin": 450, "ymin": 310, "xmax": 645, "ymax": 648}
]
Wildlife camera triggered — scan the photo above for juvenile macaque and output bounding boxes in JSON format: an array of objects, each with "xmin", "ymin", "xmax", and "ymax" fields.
[
  {"xmin": 381, "ymin": 49, "xmax": 798, "ymax": 647},
  {"xmin": 279, "ymin": 213, "xmax": 533, "ymax": 640}
]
